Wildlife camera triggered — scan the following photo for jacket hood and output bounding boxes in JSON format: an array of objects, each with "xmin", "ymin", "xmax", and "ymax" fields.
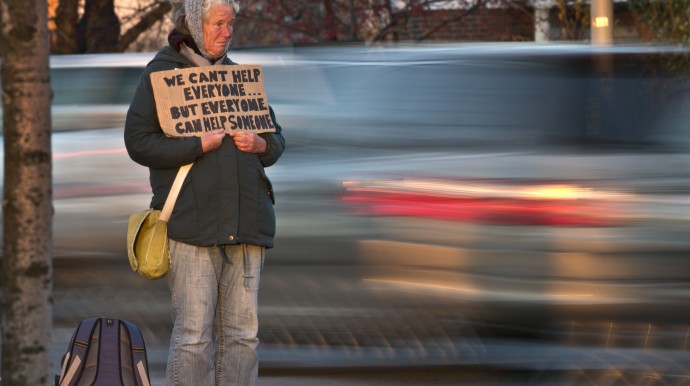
[
  {"xmin": 148, "ymin": 46, "xmax": 194, "ymax": 69},
  {"xmin": 148, "ymin": 45, "xmax": 236, "ymax": 69}
]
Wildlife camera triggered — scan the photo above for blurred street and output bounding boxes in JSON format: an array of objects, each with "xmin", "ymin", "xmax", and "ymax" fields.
[{"xmin": 53, "ymin": 256, "xmax": 690, "ymax": 385}]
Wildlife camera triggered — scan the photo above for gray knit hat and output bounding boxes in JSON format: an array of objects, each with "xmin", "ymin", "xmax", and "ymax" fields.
[{"xmin": 184, "ymin": 0, "xmax": 239, "ymax": 59}]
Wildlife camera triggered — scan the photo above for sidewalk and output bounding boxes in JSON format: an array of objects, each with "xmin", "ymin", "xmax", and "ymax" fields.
[
  {"xmin": 53, "ymin": 257, "xmax": 171, "ymax": 383},
  {"xmin": 53, "ymin": 257, "xmax": 690, "ymax": 385}
]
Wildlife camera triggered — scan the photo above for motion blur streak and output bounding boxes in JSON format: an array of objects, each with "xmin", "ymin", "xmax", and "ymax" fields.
[
  {"xmin": 53, "ymin": 148, "xmax": 127, "ymax": 159},
  {"xmin": 344, "ymin": 179, "xmax": 626, "ymax": 201},
  {"xmin": 362, "ymin": 278, "xmax": 479, "ymax": 294},
  {"xmin": 53, "ymin": 183, "xmax": 150, "ymax": 199},
  {"xmin": 343, "ymin": 179, "xmax": 624, "ymax": 226}
]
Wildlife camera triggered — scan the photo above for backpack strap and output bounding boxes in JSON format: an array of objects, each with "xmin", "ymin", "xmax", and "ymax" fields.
[
  {"xmin": 123, "ymin": 320, "xmax": 151, "ymax": 386},
  {"xmin": 93, "ymin": 318, "xmax": 123, "ymax": 384},
  {"xmin": 58, "ymin": 318, "xmax": 99, "ymax": 386}
]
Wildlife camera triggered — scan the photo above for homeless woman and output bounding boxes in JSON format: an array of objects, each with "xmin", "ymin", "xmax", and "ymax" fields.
[{"xmin": 124, "ymin": 0, "xmax": 285, "ymax": 384}]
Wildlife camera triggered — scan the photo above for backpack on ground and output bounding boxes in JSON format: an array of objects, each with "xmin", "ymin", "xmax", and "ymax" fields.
[{"xmin": 56, "ymin": 317, "xmax": 151, "ymax": 386}]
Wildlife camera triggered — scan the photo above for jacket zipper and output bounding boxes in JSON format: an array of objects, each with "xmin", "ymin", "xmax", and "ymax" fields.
[{"xmin": 217, "ymin": 147, "xmax": 224, "ymax": 243}]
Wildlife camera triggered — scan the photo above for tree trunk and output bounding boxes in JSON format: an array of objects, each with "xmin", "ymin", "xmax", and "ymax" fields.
[
  {"xmin": 78, "ymin": 0, "xmax": 121, "ymax": 53},
  {"xmin": 323, "ymin": 0, "xmax": 338, "ymax": 41},
  {"xmin": 349, "ymin": 0, "xmax": 357, "ymax": 40},
  {"xmin": 0, "ymin": 0, "xmax": 54, "ymax": 385},
  {"xmin": 53, "ymin": 0, "xmax": 79, "ymax": 54}
]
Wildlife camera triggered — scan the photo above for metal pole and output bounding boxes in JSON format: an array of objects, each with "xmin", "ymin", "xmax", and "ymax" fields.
[{"xmin": 591, "ymin": 0, "xmax": 613, "ymax": 45}]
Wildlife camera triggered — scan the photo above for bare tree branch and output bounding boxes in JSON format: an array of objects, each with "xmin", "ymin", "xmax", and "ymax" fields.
[{"xmin": 117, "ymin": 0, "xmax": 172, "ymax": 51}]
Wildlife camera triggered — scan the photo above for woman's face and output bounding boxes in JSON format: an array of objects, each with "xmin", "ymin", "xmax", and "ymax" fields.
[{"xmin": 202, "ymin": 4, "xmax": 235, "ymax": 58}]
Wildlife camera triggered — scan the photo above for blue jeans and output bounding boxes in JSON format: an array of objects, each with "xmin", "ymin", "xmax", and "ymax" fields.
[{"xmin": 166, "ymin": 240, "xmax": 264, "ymax": 386}]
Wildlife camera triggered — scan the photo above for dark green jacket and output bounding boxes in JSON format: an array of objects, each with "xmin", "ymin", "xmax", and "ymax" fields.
[{"xmin": 124, "ymin": 46, "xmax": 285, "ymax": 248}]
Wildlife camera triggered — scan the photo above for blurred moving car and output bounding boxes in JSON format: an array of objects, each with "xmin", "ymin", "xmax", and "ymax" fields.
[
  {"xmin": 259, "ymin": 45, "xmax": 690, "ymax": 359},
  {"xmin": 2, "ymin": 44, "xmax": 690, "ymax": 367}
]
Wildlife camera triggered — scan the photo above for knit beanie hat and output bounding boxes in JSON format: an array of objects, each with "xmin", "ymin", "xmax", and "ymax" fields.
[{"xmin": 184, "ymin": 0, "xmax": 212, "ymax": 58}]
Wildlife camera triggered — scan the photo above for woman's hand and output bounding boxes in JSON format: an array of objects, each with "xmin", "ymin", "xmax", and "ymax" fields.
[
  {"xmin": 201, "ymin": 129, "xmax": 225, "ymax": 153},
  {"xmin": 230, "ymin": 131, "xmax": 267, "ymax": 153}
]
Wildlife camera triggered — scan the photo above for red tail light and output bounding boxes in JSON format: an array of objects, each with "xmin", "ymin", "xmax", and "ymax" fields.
[{"xmin": 343, "ymin": 179, "xmax": 624, "ymax": 226}]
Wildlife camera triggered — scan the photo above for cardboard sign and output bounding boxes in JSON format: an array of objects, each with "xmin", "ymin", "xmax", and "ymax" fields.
[{"xmin": 151, "ymin": 65, "xmax": 276, "ymax": 137}]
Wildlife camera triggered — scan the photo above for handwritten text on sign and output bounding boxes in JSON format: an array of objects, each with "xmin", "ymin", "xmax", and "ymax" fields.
[{"xmin": 151, "ymin": 65, "xmax": 276, "ymax": 137}]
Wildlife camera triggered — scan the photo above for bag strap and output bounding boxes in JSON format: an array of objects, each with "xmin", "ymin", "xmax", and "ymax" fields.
[
  {"xmin": 159, "ymin": 163, "xmax": 193, "ymax": 222},
  {"xmin": 59, "ymin": 318, "xmax": 99, "ymax": 386},
  {"xmin": 122, "ymin": 320, "xmax": 151, "ymax": 386}
]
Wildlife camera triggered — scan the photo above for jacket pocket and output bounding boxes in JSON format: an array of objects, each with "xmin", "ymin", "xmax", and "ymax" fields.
[
  {"xmin": 256, "ymin": 170, "xmax": 276, "ymax": 238},
  {"xmin": 259, "ymin": 170, "xmax": 275, "ymax": 205}
]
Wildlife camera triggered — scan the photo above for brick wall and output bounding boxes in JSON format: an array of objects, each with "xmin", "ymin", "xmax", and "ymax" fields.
[
  {"xmin": 401, "ymin": 6, "xmax": 640, "ymax": 43},
  {"xmin": 403, "ymin": 8, "xmax": 534, "ymax": 42}
]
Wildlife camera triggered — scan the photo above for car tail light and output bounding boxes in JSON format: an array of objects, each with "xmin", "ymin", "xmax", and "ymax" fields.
[{"xmin": 342, "ymin": 179, "xmax": 626, "ymax": 226}]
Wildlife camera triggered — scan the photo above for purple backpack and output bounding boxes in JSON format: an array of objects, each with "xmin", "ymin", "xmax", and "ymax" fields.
[{"xmin": 56, "ymin": 317, "xmax": 151, "ymax": 386}]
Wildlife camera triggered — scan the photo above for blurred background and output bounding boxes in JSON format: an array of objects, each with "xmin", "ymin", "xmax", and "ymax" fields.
[
  {"xmin": 2, "ymin": 0, "xmax": 690, "ymax": 384},
  {"xmin": 4, "ymin": 42, "xmax": 690, "ymax": 383}
]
